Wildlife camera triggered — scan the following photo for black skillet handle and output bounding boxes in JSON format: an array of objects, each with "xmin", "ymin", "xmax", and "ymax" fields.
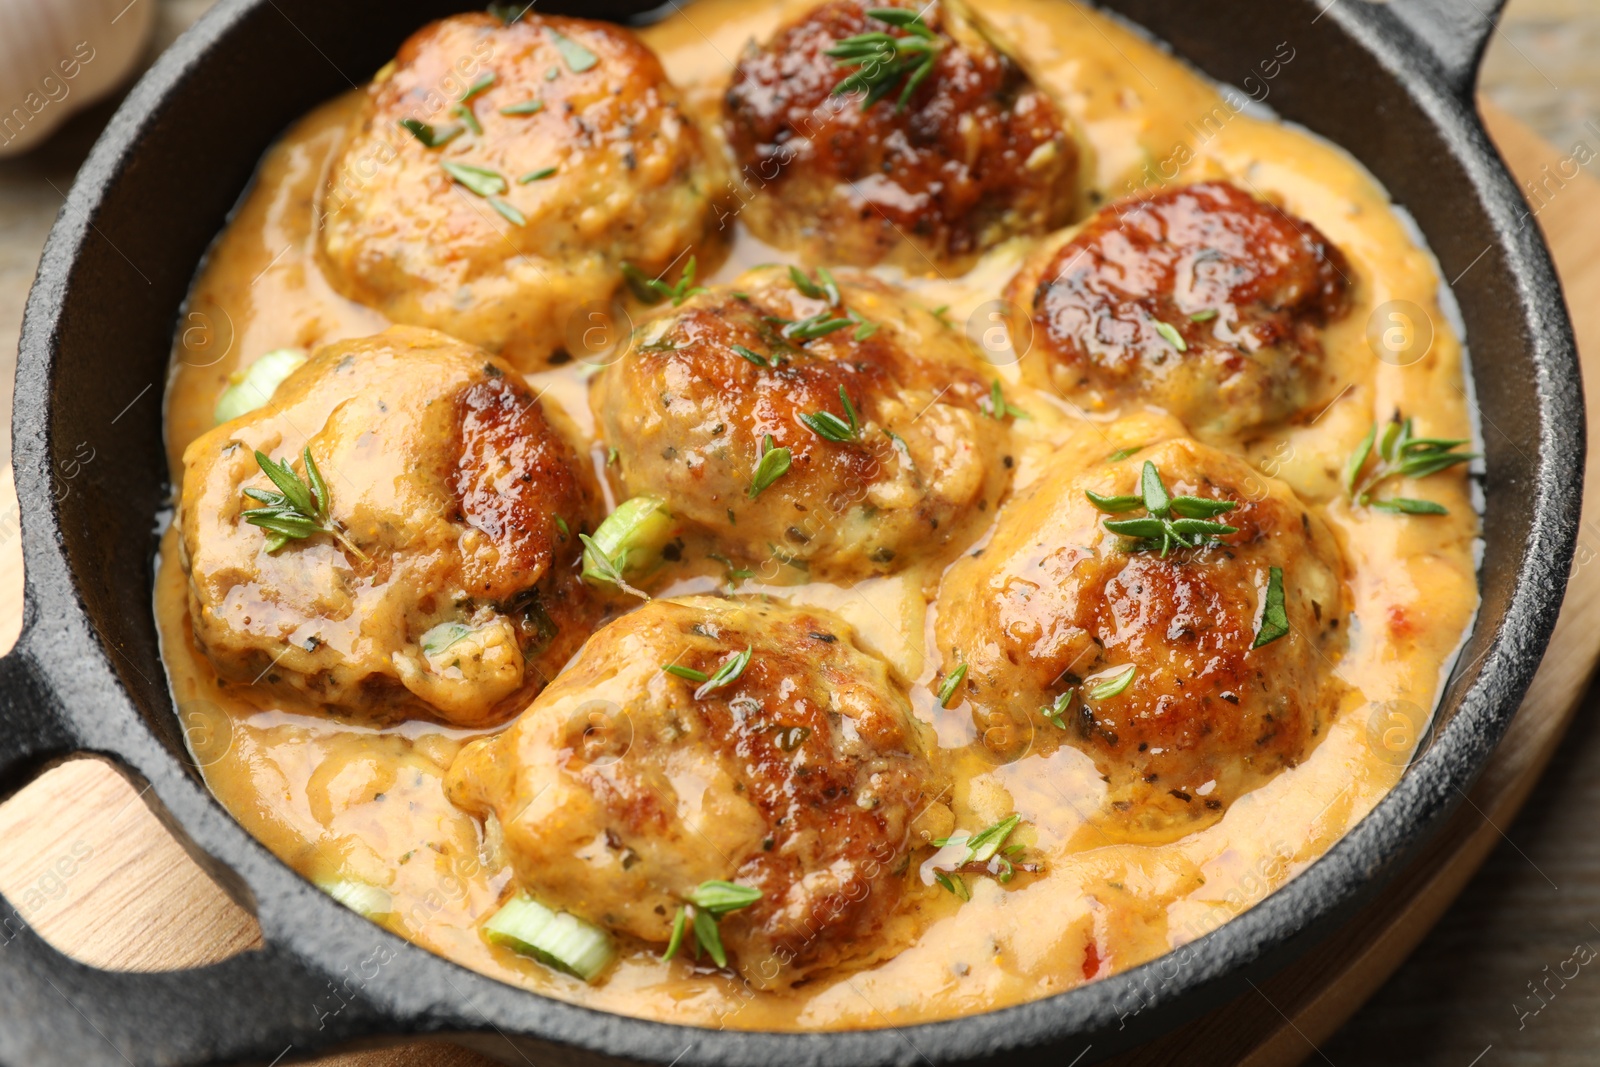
[
  {"xmin": 0, "ymin": 644, "xmax": 382, "ymax": 1067},
  {"xmin": 1387, "ymin": 0, "xmax": 1508, "ymax": 100}
]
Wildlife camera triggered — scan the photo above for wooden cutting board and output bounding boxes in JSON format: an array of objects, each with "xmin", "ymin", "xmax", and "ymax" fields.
[{"xmin": 0, "ymin": 102, "xmax": 1593, "ymax": 1067}]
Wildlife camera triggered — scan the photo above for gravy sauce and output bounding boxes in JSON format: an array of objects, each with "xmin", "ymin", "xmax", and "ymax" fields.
[{"xmin": 156, "ymin": 0, "xmax": 1479, "ymax": 1029}]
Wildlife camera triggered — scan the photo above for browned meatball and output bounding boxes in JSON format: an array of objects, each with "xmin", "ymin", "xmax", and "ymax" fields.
[
  {"xmin": 934, "ymin": 438, "xmax": 1347, "ymax": 839},
  {"xmin": 1007, "ymin": 181, "xmax": 1352, "ymax": 441},
  {"xmin": 320, "ymin": 13, "xmax": 723, "ymax": 370},
  {"xmin": 446, "ymin": 596, "xmax": 951, "ymax": 985},
  {"xmin": 723, "ymin": 0, "xmax": 1078, "ymax": 273},
  {"xmin": 180, "ymin": 326, "xmax": 602, "ymax": 727},
  {"xmin": 590, "ymin": 266, "xmax": 1013, "ymax": 580}
]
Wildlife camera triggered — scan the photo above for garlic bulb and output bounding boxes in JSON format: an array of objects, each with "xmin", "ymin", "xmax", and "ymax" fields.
[{"xmin": 0, "ymin": 0, "xmax": 156, "ymax": 157}]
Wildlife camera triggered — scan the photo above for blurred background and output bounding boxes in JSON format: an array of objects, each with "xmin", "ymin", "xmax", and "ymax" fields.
[{"xmin": 0, "ymin": 1, "xmax": 1596, "ymax": 1064}]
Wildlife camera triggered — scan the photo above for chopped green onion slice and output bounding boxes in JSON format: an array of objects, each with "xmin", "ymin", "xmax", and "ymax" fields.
[
  {"xmin": 318, "ymin": 878, "xmax": 393, "ymax": 919},
  {"xmin": 500, "ymin": 99, "xmax": 545, "ymax": 116},
  {"xmin": 213, "ymin": 348, "xmax": 307, "ymax": 424},
  {"xmin": 518, "ymin": 165, "xmax": 558, "ymax": 183},
  {"xmin": 483, "ymin": 893, "xmax": 616, "ymax": 982},
  {"xmin": 581, "ymin": 495, "xmax": 675, "ymax": 585},
  {"xmin": 420, "ymin": 621, "xmax": 474, "ymax": 656}
]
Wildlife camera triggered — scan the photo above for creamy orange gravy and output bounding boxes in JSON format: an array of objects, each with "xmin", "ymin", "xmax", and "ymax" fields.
[{"xmin": 156, "ymin": 0, "xmax": 1480, "ymax": 1029}]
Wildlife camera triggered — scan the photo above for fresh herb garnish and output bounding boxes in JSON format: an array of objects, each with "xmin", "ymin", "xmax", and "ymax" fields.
[
  {"xmin": 788, "ymin": 265, "xmax": 842, "ymax": 307},
  {"xmin": 782, "ymin": 310, "xmax": 854, "ymax": 341},
  {"xmin": 1152, "ymin": 319, "xmax": 1187, "ymax": 351},
  {"xmin": 932, "ymin": 814, "xmax": 1038, "ymax": 891},
  {"xmin": 241, "ymin": 448, "xmax": 369, "ymax": 562},
  {"xmin": 730, "ymin": 344, "xmax": 769, "ymax": 367},
  {"xmin": 489, "ymin": 198, "xmax": 526, "ymax": 226},
  {"xmin": 696, "ymin": 647, "xmax": 752, "ymax": 698},
  {"xmin": 661, "ymin": 663, "xmax": 709, "ymax": 683},
  {"xmin": 983, "ymin": 379, "xmax": 1030, "ymax": 421},
  {"xmin": 1251, "ymin": 566, "xmax": 1289, "ymax": 649},
  {"xmin": 454, "ymin": 103, "xmax": 484, "ymax": 136},
  {"xmin": 827, "ymin": 7, "xmax": 944, "ymax": 114},
  {"xmin": 421, "ymin": 621, "xmax": 473, "ymax": 657},
  {"xmin": 748, "ymin": 434, "xmax": 792, "ymax": 498},
  {"xmin": 500, "ymin": 98, "xmax": 545, "ymax": 116},
  {"xmin": 621, "ymin": 257, "xmax": 706, "ymax": 307},
  {"xmin": 936, "ymin": 662, "xmax": 967, "ymax": 708},
  {"xmin": 462, "ymin": 72, "xmax": 496, "ymax": 101},
  {"xmin": 441, "ymin": 160, "xmax": 508, "ymax": 197},
  {"xmin": 799, "ymin": 386, "xmax": 861, "ymax": 442},
  {"xmin": 1104, "ymin": 445, "xmax": 1144, "ymax": 463},
  {"xmin": 518, "ymin": 165, "xmax": 558, "ymax": 183},
  {"xmin": 549, "ymin": 29, "xmax": 600, "ymax": 73},
  {"xmin": 1042, "ymin": 691, "xmax": 1071, "ymax": 729},
  {"xmin": 662, "ymin": 881, "xmax": 763, "ymax": 968},
  {"xmin": 1189, "ymin": 308, "xmax": 1218, "ymax": 322},
  {"xmin": 1087, "ymin": 663, "xmax": 1136, "ymax": 700},
  {"xmin": 579, "ymin": 532, "xmax": 649, "ymax": 600},
  {"xmin": 1344, "ymin": 416, "xmax": 1474, "ymax": 516},
  {"xmin": 1088, "ymin": 460, "xmax": 1238, "ymax": 557},
  {"xmin": 398, "ymin": 118, "xmax": 464, "ymax": 148}
]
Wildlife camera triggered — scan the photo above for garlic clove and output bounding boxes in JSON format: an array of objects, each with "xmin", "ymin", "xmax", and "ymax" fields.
[{"xmin": 0, "ymin": 0, "xmax": 157, "ymax": 158}]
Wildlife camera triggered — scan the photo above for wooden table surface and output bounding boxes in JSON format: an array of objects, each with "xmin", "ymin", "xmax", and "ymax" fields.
[{"xmin": 0, "ymin": 8, "xmax": 1598, "ymax": 1067}]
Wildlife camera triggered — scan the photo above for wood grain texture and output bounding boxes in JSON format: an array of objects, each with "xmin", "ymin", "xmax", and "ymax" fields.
[{"xmin": 0, "ymin": 105, "xmax": 1589, "ymax": 1067}]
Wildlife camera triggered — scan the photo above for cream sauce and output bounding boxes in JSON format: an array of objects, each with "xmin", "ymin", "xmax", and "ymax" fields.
[{"xmin": 156, "ymin": 0, "xmax": 1479, "ymax": 1030}]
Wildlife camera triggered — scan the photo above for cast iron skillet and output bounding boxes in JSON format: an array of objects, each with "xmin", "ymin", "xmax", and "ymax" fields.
[{"xmin": 0, "ymin": 0, "xmax": 1582, "ymax": 1063}]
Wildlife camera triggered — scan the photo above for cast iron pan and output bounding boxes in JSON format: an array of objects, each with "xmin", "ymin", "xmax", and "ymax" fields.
[{"xmin": 0, "ymin": 0, "xmax": 1583, "ymax": 1063}]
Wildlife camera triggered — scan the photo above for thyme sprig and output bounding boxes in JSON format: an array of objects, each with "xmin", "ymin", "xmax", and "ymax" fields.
[
  {"xmin": 241, "ymin": 448, "xmax": 369, "ymax": 562},
  {"xmin": 827, "ymin": 7, "xmax": 945, "ymax": 113},
  {"xmin": 1343, "ymin": 416, "xmax": 1475, "ymax": 516},
  {"xmin": 1087, "ymin": 461, "xmax": 1238, "ymax": 557},
  {"xmin": 622, "ymin": 257, "xmax": 707, "ymax": 307},
  {"xmin": 799, "ymin": 386, "xmax": 861, "ymax": 442},
  {"xmin": 931, "ymin": 814, "xmax": 1040, "ymax": 899},
  {"xmin": 662, "ymin": 880, "xmax": 763, "ymax": 968}
]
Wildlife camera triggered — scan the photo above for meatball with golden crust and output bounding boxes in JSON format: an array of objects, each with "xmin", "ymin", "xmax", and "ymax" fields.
[
  {"xmin": 934, "ymin": 437, "xmax": 1347, "ymax": 838},
  {"xmin": 446, "ymin": 596, "xmax": 951, "ymax": 985},
  {"xmin": 590, "ymin": 266, "xmax": 1013, "ymax": 580},
  {"xmin": 319, "ymin": 12, "xmax": 723, "ymax": 370},
  {"xmin": 180, "ymin": 326, "xmax": 602, "ymax": 727},
  {"xmin": 723, "ymin": 0, "xmax": 1078, "ymax": 273},
  {"xmin": 1008, "ymin": 181, "xmax": 1352, "ymax": 441}
]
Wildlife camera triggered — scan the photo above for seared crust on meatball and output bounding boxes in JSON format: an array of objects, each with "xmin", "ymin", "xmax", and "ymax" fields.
[
  {"xmin": 935, "ymin": 437, "xmax": 1347, "ymax": 838},
  {"xmin": 320, "ymin": 13, "xmax": 723, "ymax": 369},
  {"xmin": 723, "ymin": 0, "xmax": 1078, "ymax": 272},
  {"xmin": 1008, "ymin": 181, "xmax": 1352, "ymax": 441},
  {"xmin": 446, "ymin": 596, "xmax": 950, "ymax": 984},
  {"xmin": 180, "ymin": 326, "xmax": 602, "ymax": 727},
  {"xmin": 590, "ymin": 267, "xmax": 1013, "ymax": 580}
]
